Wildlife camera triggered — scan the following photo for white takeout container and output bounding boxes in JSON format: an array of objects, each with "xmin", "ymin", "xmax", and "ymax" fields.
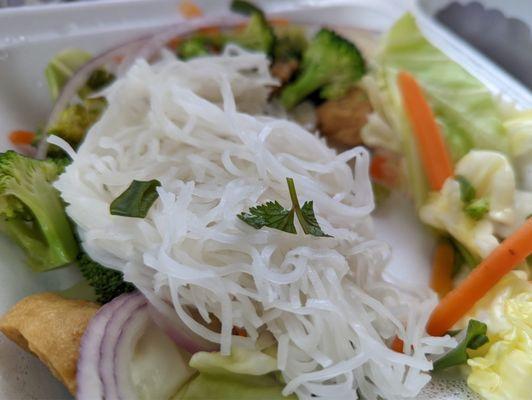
[{"xmin": 0, "ymin": 0, "xmax": 529, "ymax": 398}]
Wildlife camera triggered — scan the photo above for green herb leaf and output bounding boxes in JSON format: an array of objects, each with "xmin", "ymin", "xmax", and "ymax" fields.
[
  {"xmin": 433, "ymin": 319, "xmax": 489, "ymax": 371},
  {"xmin": 110, "ymin": 179, "xmax": 161, "ymax": 218},
  {"xmin": 238, "ymin": 178, "xmax": 331, "ymax": 237},
  {"xmin": 297, "ymin": 201, "xmax": 331, "ymax": 237},
  {"xmin": 456, "ymin": 175, "xmax": 476, "ymax": 204},
  {"xmin": 286, "ymin": 177, "xmax": 331, "ymax": 237},
  {"xmin": 464, "ymin": 198, "xmax": 490, "ymax": 221},
  {"xmin": 238, "ymin": 201, "xmax": 296, "ymax": 233}
]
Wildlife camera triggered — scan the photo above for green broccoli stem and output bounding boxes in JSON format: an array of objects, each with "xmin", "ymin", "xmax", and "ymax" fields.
[
  {"xmin": 0, "ymin": 219, "xmax": 48, "ymax": 256},
  {"xmin": 7, "ymin": 177, "xmax": 78, "ymax": 271},
  {"xmin": 280, "ymin": 64, "xmax": 325, "ymax": 110}
]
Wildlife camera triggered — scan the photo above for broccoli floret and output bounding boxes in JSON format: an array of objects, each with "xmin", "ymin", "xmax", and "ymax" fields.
[
  {"xmin": 78, "ymin": 68, "xmax": 116, "ymax": 99},
  {"xmin": 44, "ymin": 48, "xmax": 92, "ymax": 101},
  {"xmin": 280, "ymin": 29, "xmax": 366, "ymax": 109},
  {"xmin": 85, "ymin": 68, "xmax": 115, "ymax": 92},
  {"xmin": 78, "ymin": 253, "xmax": 135, "ymax": 304},
  {"xmin": 47, "ymin": 97, "xmax": 107, "ymax": 148},
  {"xmin": 273, "ymin": 26, "xmax": 308, "ymax": 62},
  {"xmin": 0, "ymin": 151, "xmax": 78, "ymax": 271},
  {"xmin": 230, "ymin": 1, "xmax": 275, "ymax": 55},
  {"xmin": 178, "ymin": 36, "xmax": 213, "ymax": 60}
]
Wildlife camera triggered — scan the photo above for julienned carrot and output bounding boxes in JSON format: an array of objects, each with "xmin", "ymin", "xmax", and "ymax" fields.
[
  {"xmin": 9, "ymin": 130, "xmax": 35, "ymax": 146},
  {"xmin": 370, "ymin": 153, "xmax": 397, "ymax": 186},
  {"xmin": 430, "ymin": 241, "xmax": 454, "ymax": 298},
  {"xmin": 179, "ymin": 0, "xmax": 203, "ymax": 19},
  {"xmin": 427, "ymin": 218, "xmax": 532, "ymax": 336},
  {"xmin": 391, "ymin": 337, "xmax": 404, "ymax": 353},
  {"xmin": 398, "ymin": 71, "xmax": 453, "ymax": 191}
]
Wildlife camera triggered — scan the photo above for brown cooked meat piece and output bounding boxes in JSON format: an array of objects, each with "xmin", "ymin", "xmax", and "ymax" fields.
[
  {"xmin": 0, "ymin": 293, "xmax": 99, "ymax": 395},
  {"xmin": 270, "ymin": 58, "xmax": 299, "ymax": 85},
  {"xmin": 316, "ymin": 87, "xmax": 373, "ymax": 147}
]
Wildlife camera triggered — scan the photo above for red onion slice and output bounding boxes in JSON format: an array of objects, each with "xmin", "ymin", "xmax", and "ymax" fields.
[
  {"xmin": 38, "ymin": 14, "xmax": 246, "ymax": 160},
  {"xmin": 114, "ymin": 305, "xmax": 150, "ymax": 400},
  {"xmin": 144, "ymin": 291, "xmax": 218, "ymax": 354},
  {"xmin": 77, "ymin": 291, "xmax": 224, "ymax": 399},
  {"xmin": 77, "ymin": 293, "xmax": 131, "ymax": 400},
  {"xmin": 37, "ymin": 36, "xmax": 150, "ymax": 159},
  {"xmin": 99, "ymin": 293, "xmax": 146, "ymax": 400},
  {"xmin": 134, "ymin": 14, "xmax": 246, "ymax": 61}
]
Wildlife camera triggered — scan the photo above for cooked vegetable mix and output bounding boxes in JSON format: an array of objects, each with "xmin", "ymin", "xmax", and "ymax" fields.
[
  {"xmin": 281, "ymin": 28, "xmax": 366, "ymax": 109},
  {"xmin": 0, "ymin": 151, "xmax": 78, "ymax": 270},
  {"xmin": 0, "ymin": 2, "xmax": 531, "ymax": 400}
]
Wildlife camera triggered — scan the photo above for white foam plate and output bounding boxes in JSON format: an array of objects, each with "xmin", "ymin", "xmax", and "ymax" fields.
[{"xmin": 1, "ymin": 0, "xmax": 526, "ymax": 398}]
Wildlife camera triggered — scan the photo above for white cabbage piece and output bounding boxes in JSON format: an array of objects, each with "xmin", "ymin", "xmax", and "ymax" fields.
[
  {"xmin": 419, "ymin": 179, "xmax": 499, "ymax": 258},
  {"xmin": 455, "ymin": 151, "xmax": 515, "ymax": 224},
  {"xmin": 505, "ymin": 110, "xmax": 532, "ymax": 190},
  {"xmin": 419, "ymin": 150, "xmax": 516, "ymax": 258},
  {"xmin": 130, "ymin": 324, "xmax": 194, "ymax": 400}
]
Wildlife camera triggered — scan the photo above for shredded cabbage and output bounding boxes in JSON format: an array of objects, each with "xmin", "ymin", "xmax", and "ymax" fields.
[{"xmin": 56, "ymin": 46, "xmax": 454, "ymax": 399}]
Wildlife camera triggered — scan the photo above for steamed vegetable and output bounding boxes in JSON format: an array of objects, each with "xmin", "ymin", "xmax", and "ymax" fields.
[
  {"xmin": 47, "ymin": 98, "xmax": 107, "ymax": 148},
  {"xmin": 78, "ymin": 68, "xmax": 115, "ymax": 98},
  {"xmin": 398, "ymin": 71, "xmax": 453, "ymax": 191},
  {"xmin": 45, "ymin": 49, "xmax": 92, "ymax": 100},
  {"xmin": 420, "ymin": 151, "xmax": 516, "ymax": 259},
  {"xmin": 380, "ymin": 14, "xmax": 506, "ymax": 160},
  {"xmin": 238, "ymin": 177, "xmax": 330, "ymax": 237},
  {"xmin": 178, "ymin": 36, "xmax": 212, "ymax": 59},
  {"xmin": 179, "ymin": 0, "xmax": 203, "ymax": 19},
  {"xmin": 78, "ymin": 292, "xmax": 194, "ymax": 400},
  {"xmin": 230, "ymin": 1, "xmax": 275, "ymax": 55},
  {"xmin": 273, "ymin": 25, "xmax": 308, "ymax": 62},
  {"xmin": 9, "ymin": 130, "xmax": 36, "ymax": 146},
  {"xmin": 431, "ymin": 240, "xmax": 454, "ymax": 298},
  {"xmin": 280, "ymin": 28, "xmax": 365, "ymax": 109},
  {"xmin": 174, "ymin": 348, "xmax": 295, "ymax": 400},
  {"xmin": 78, "ymin": 253, "xmax": 135, "ymax": 304},
  {"xmin": 433, "ymin": 319, "xmax": 489, "ymax": 370},
  {"xmin": 0, "ymin": 151, "xmax": 78, "ymax": 271},
  {"xmin": 110, "ymin": 179, "xmax": 161, "ymax": 218},
  {"xmin": 427, "ymin": 218, "xmax": 532, "ymax": 336},
  {"xmin": 464, "ymin": 272, "xmax": 532, "ymax": 400}
]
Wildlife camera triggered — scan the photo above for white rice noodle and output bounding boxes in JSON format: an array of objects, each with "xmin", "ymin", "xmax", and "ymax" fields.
[{"xmin": 56, "ymin": 46, "xmax": 456, "ymax": 399}]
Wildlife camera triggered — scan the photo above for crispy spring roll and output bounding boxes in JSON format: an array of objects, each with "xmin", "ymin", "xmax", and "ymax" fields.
[{"xmin": 0, "ymin": 293, "xmax": 99, "ymax": 395}]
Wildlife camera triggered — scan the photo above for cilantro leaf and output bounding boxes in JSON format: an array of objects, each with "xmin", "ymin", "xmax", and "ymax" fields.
[
  {"xmin": 298, "ymin": 201, "xmax": 332, "ymax": 237},
  {"xmin": 238, "ymin": 178, "xmax": 331, "ymax": 237},
  {"xmin": 433, "ymin": 319, "xmax": 489, "ymax": 371},
  {"xmin": 238, "ymin": 201, "xmax": 296, "ymax": 233}
]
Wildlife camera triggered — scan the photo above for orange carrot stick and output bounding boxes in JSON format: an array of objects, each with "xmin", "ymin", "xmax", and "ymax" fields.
[
  {"xmin": 370, "ymin": 152, "xmax": 398, "ymax": 186},
  {"xmin": 398, "ymin": 71, "xmax": 453, "ymax": 191},
  {"xmin": 427, "ymin": 218, "xmax": 532, "ymax": 336},
  {"xmin": 9, "ymin": 130, "xmax": 35, "ymax": 146},
  {"xmin": 391, "ymin": 337, "xmax": 404, "ymax": 353},
  {"xmin": 179, "ymin": 0, "xmax": 203, "ymax": 19},
  {"xmin": 430, "ymin": 241, "xmax": 454, "ymax": 298}
]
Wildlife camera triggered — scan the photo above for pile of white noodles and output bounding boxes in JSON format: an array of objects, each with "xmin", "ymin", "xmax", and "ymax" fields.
[{"xmin": 55, "ymin": 46, "xmax": 455, "ymax": 399}]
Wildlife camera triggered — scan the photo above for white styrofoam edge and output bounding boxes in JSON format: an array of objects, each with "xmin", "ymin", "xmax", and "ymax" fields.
[{"xmin": 413, "ymin": 0, "xmax": 532, "ymax": 109}]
